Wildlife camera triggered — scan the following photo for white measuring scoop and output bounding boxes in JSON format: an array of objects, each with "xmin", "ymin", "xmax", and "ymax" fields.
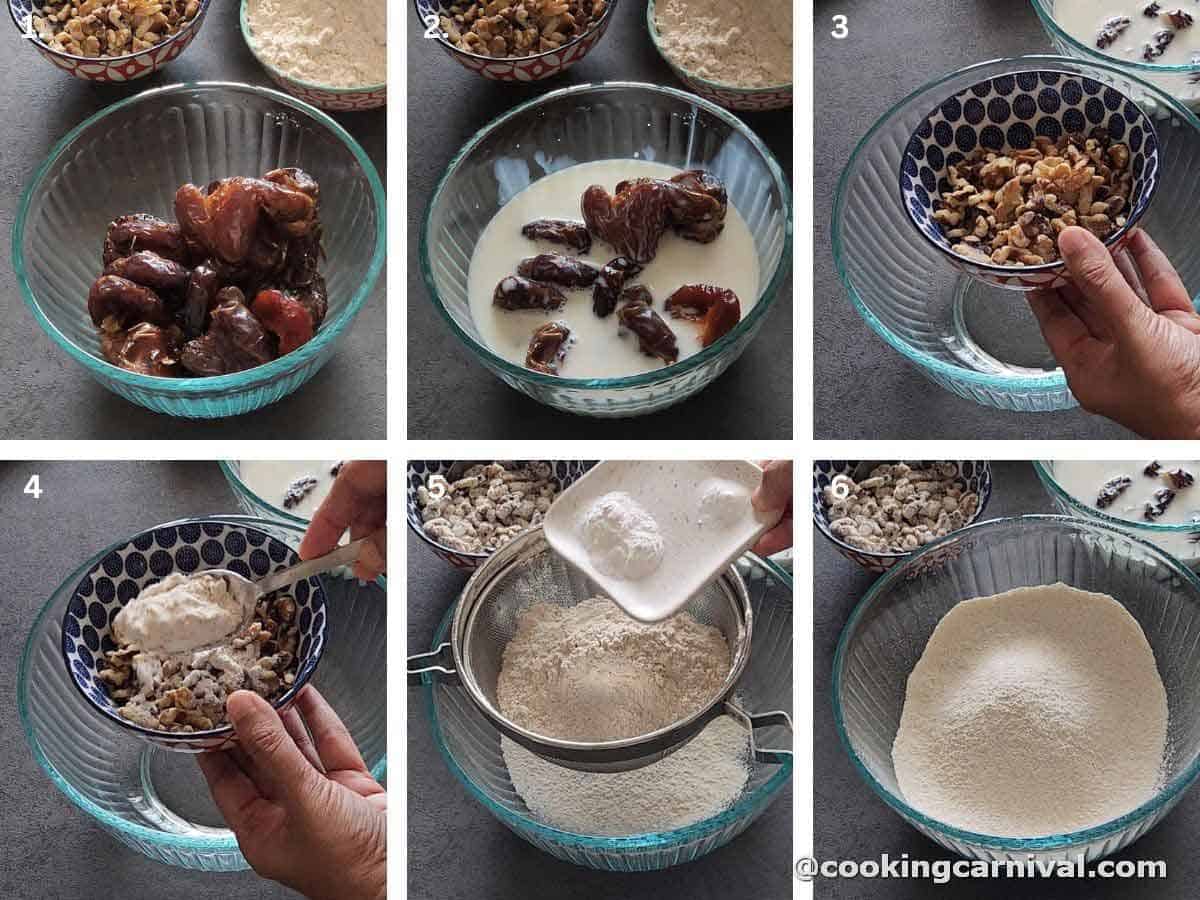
[{"xmin": 543, "ymin": 460, "xmax": 775, "ymax": 623}]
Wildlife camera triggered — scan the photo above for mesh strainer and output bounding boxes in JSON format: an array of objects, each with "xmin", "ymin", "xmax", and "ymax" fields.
[{"xmin": 408, "ymin": 527, "xmax": 792, "ymax": 772}]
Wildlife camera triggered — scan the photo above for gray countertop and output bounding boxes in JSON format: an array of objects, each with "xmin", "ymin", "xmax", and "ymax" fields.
[
  {"xmin": 406, "ymin": 530, "xmax": 793, "ymax": 900},
  {"xmin": 813, "ymin": 0, "xmax": 1134, "ymax": 439},
  {"xmin": 406, "ymin": 5, "xmax": 793, "ymax": 439},
  {"xmin": 0, "ymin": 461, "xmax": 294, "ymax": 899},
  {"xmin": 0, "ymin": 3, "xmax": 386, "ymax": 439},
  {"xmin": 813, "ymin": 461, "xmax": 1200, "ymax": 898}
]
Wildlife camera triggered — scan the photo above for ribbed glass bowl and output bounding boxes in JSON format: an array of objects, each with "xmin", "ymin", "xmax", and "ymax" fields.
[
  {"xmin": 418, "ymin": 553, "xmax": 792, "ymax": 870},
  {"xmin": 12, "ymin": 82, "xmax": 386, "ymax": 419},
  {"xmin": 1031, "ymin": 0, "xmax": 1200, "ymax": 111},
  {"xmin": 420, "ymin": 82, "xmax": 792, "ymax": 418},
  {"xmin": 1033, "ymin": 461, "xmax": 1200, "ymax": 568},
  {"xmin": 219, "ymin": 460, "xmax": 312, "ymax": 531},
  {"xmin": 18, "ymin": 515, "xmax": 387, "ymax": 871},
  {"xmin": 833, "ymin": 54, "xmax": 1200, "ymax": 412},
  {"xmin": 833, "ymin": 515, "xmax": 1200, "ymax": 862}
]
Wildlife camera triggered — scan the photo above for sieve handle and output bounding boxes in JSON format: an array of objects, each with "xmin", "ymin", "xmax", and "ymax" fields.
[
  {"xmin": 407, "ymin": 642, "xmax": 459, "ymax": 686},
  {"xmin": 725, "ymin": 699, "xmax": 793, "ymax": 765}
]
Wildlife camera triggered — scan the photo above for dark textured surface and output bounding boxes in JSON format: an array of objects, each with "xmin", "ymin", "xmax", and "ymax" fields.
[
  {"xmin": 0, "ymin": 461, "xmax": 294, "ymax": 898},
  {"xmin": 406, "ymin": 3, "xmax": 793, "ymax": 439},
  {"xmin": 814, "ymin": 461, "xmax": 1198, "ymax": 897},
  {"xmin": 813, "ymin": 0, "xmax": 1134, "ymax": 439},
  {"xmin": 0, "ymin": 4, "xmax": 386, "ymax": 438},
  {"xmin": 407, "ymin": 530, "xmax": 793, "ymax": 900}
]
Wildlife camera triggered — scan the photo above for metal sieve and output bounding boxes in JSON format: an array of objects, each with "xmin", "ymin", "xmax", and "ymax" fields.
[{"xmin": 408, "ymin": 526, "xmax": 792, "ymax": 772}]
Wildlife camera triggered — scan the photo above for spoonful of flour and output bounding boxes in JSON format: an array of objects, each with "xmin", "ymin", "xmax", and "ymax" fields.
[{"xmin": 892, "ymin": 583, "xmax": 1168, "ymax": 837}]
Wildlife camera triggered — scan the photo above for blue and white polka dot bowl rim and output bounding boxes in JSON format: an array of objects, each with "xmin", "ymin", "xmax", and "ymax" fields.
[
  {"xmin": 899, "ymin": 69, "xmax": 1160, "ymax": 282},
  {"xmin": 812, "ymin": 461, "xmax": 994, "ymax": 574},
  {"xmin": 60, "ymin": 518, "xmax": 328, "ymax": 751},
  {"xmin": 406, "ymin": 461, "xmax": 596, "ymax": 570}
]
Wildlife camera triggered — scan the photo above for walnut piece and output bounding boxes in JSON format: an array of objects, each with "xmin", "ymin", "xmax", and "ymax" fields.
[
  {"xmin": 933, "ymin": 130, "xmax": 1133, "ymax": 268},
  {"xmin": 438, "ymin": 0, "xmax": 607, "ymax": 58}
]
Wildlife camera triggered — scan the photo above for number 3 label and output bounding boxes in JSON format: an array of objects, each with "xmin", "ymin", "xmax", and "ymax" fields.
[
  {"xmin": 831, "ymin": 15, "xmax": 848, "ymax": 39},
  {"xmin": 24, "ymin": 474, "xmax": 42, "ymax": 499}
]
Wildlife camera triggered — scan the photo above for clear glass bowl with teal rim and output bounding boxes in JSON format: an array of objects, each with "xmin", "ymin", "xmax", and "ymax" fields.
[
  {"xmin": 832, "ymin": 54, "xmax": 1200, "ymax": 412},
  {"xmin": 833, "ymin": 514, "xmax": 1200, "ymax": 862},
  {"xmin": 416, "ymin": 552, "xmax": 792, "ymax": 870},
  {"xmin": 12, "ymin": 82, "xmax": 386, "ymax": 419},
  {"xmin": 1031, "ymin": 0, "xmax": 1200, "ymax": 111},
  {"xmin": 219, "ymin": 460, "xmax": 311, "ymax": 533},
  {"xmin": 19, "ymin": 515, "xmax": 386, "ymax": 871},
  {"xmin": 420, "ymin": 81, "xmax": 792, "ymax": 418},
  {"xmin": 1033, "ymin": 460, "xmax": 1200, "ymax": 568}
]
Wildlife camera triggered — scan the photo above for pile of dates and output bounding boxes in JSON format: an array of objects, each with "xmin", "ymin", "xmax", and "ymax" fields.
[
  {"xmin": 492, "ymin": 169, "xmax": 742, "ymax": 375},
  {"xmin": 88, "ymin": 168, "xmax": 327, "ymax": 377}
]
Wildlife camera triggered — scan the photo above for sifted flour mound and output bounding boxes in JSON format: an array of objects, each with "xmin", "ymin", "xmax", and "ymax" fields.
[
  {"xmin": 496, "ymin": 596, "xmax": 730, "ymax": 742},
  {"xmin": 892, "ymin": 583, "xmax": 1168, "ymax": 837},
  {"xmin": 502, "ymin": 716, "xmax": 750, "ymax": 835},
  {"xmin": 654, "ymin": 0, "xmax": 792, "ymax": 89}
]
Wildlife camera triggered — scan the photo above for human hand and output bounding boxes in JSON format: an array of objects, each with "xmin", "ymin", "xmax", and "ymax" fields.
[
  {"xmin": 752, "ymin": 460, "xmax": 793, "ymax": 556},
  {"xmin": 1028, "ymin": 226, "xmax": 1200, "ymax": 438},
  {"xmin": 198, "ymin": 687, "xmax": 387, "ymax": 900},
  {"xmin": 299, "ymin": 460, "xmax": 387, "ymax": 580}
]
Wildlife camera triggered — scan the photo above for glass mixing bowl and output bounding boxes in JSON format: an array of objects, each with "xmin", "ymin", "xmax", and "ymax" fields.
[
  {"xmin": 19, "ymin": 516, "xmax": 386, "ymax": 871},
  {"xmin": 13, "ymin": 82, "xmax": 385, "ymax": 419},
  {"xmin": 417, "ymin": 553, "xmax": 792, "ymax": 870},
  {"xmin": 420, "ymin": 82, "xmax": 792, "ymax": 418},
  {"xmin": 832, "ymin": 54, "xmax": 1200, "ymax": 412},
  {"xmin": 1031, "ymin": 0, "xmax": 1200, "ymax": 111},
  {"xmin": 833, "ymin": 515, "xmax": 1200, "ymax": 862},
  {"xmin": 1034, "ymin": 461, "xmax": 1200, "ymax": 568}
]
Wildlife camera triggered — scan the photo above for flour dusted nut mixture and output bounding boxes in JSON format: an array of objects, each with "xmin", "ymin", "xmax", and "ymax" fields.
[
  {"xmin": 496, "ymin": 596, "xmax": 730, "ymax": 742},
  {"xmin": 246, "ymin": 0, "xmax": 386, "ymax": 88},
  {"xmin": 893, "ymin": 583, "xmax": 1168, "ymax": 837},
  {"xmin": 654, "ymin": 0, "xmax": 792, "ymax": 88}
]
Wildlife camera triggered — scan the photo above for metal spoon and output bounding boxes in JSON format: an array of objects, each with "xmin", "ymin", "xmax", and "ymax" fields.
[{"xmin": 208, "ymin": 536, "xmax": 372, "ymax": 629}]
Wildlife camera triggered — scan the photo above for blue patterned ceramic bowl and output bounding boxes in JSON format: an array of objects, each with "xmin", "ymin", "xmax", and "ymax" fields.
[
  {"xmin": 61, "ymin": 520, "xmax": 327, "ymax": 752},
  {"xmin": 813, "ymin": 461, "xmax": 993, "ymax": 574},
  {"xmin": 900, "ymin": 69, "xmax": 1159, "ymax": 291},
  {"xmin": 407, "ymin": 460, "xmax": 595, "ymax": 570}
]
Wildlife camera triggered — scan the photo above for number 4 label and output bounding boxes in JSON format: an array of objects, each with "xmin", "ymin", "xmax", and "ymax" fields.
[
  {"xmin": 24, "ymin": 474, "xmax": 42, "ymax": 499},
  {"xmin": 831, "ymin": 15, "xmax": 848, "ymax": 39}
]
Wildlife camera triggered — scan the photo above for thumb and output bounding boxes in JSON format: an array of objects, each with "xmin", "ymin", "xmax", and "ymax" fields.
[
  {"xmin": 752, "ymin": 460, "xmax": 792, "ymax": 515},
  {"xmin": 1058, "ymin": 226, "xmax": 1149, "ymax": 341},
  {"xmin": 228, "ymin": 690, "xmax": 319, "ymax": 805}
]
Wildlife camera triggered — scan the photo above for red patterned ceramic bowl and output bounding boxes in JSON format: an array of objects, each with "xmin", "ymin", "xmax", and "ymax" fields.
[
  {"xmin": 413, "ymin": 0, "xmax": 616, "ymax": 82},
  {"xmin": 646, "ymin": 0, "xmax": 791, "ymax": 112},
  {"xmin": 238, "ymin": 0, "xmax": 385, "ymax": 111},
  {"xmin": 9, "ymin": 0, "xmax": 211, "ymax": 82}
]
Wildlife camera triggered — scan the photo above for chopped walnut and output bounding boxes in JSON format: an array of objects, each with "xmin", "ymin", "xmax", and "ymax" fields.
[
  {"xmin": 417, "ymin": 462, "xmax": 560, "ymax": 554},
  {"xmin": 32, "ymin": 0, "xmax": 200, "ymax": 58},
  {"xmin": 437, "ymin": 0, "xmax": 607, "ymax": 58},
  {"xmin": 933, "ymin": 130, "xmax": 1133, "ymax": 268}
]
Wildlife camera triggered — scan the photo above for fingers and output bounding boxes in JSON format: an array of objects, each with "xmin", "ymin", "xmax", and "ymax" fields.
[
  {"xmin": 357, "ymin": 527, "xmax": 386, "ymax": 581},
  {"xmin": 752, "ymin": 460, "xmax": 792, "ymax": 516},
  {"xmin": 280, "ymin": 704, "xmax": 323, "ymax": 772},
  {"xmin": 753, "ymin": 518, "xmax": 793, "ymax": 557},
  {"xmin": 1058, "ymin": 226, "xmax": 1147, "ymax": 340},
  {"xmin": 1112, "ymin": 246, "xmax": 1149, "ymax": 306},
  {"xmin": 197, "ymin": 749, "xmax": 284, "ymax": 835},
  {"xmin": 227, "ymin": 690, "xmax": 319, "ymax": 804},
  {"xmin": 299, "ymin": 461, "xmax": 387, "ymax": 561},
  {"xmin": 1028, "ymin": 288, "xmax": 1099, "ymax": 370},
  {"xmin": 1127, "ymin": 229, "xmax": 1195, "ymax": 315},
  {"xmin": 294, "ymin": 685, "xmax": 370, "ymax": 775}
]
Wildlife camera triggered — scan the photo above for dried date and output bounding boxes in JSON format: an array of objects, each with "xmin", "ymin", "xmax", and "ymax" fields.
[
  {"xmin": 525, "ymin": 320, "xmax": 572, "ymax": 375},
  {"xmin": 251, "ymin": 289, "xmax": 315, "ymax": 355},
  {"xmin": 619, "ymin": 285, "xmax": 654, "ymax": 307},
  {"xmin": 493, "ymin": 275, "xmax": 566, "ymax": 310},
  {"xmin": 616, "ymin": 171, "xmax": 728, "ymax": 244},
  {"xmin": 618, "ymin": 299, "xmax": 678, "ymax": 364},
  {"xmin": 1096, "ymin": 15, "xmax": 1131, "ymax": 49},
  {"xmin": 1144, "ymin": 461, "xmax": 1162, "ymax": 477},
  {"xmin": 105, "ymin": 251, "xmax": 190, "ymax": 295},
  {"xmin": 87, "ymin": 275, "xmax": 170, "ymax": 328},
  {"xmin": 183, "ymin": 262, "xmax": 221, "ymax": 338},
  {"xmin": 176, "ymin": 177, "xmax": 317, "ymax": 264},
  {"xmin": 180, "ymin": 292, "xmax": 274, "ymax": 376},
  {"xmin": 517, "ymin": 254, "xmax": 599, "ymax": 288},
  {"xmin": 1144, "ymin": 29, "xmax": 1174, "ymax": 59},
  {"xmin": 102, "ymin": 214, "xmax": 187, "ymax": 267},
  {"xmin": 101, "ymin": 322, "xmax": 182, "ymax": 377},
  {"xmin": 1167, "ymin": 9, "xmax": 1194, "ymax": 29},
  {"xmin": 1167, "ymin": 468, "xmax": 1195, "ymax": 489},
  {"xmin": 521, "ymin": 219, "xmax": 592, "ymax": 254},
  {"xmin": 664, "ymin": 284, "xmax": 742, "ymax": 347},
  {"xmin": 592, "ymin": 256, "xmax": 643, "ymax": 318},
  {"xmin": 582, "ymin": 181, "xmax": 672, "ymax": 264},
  {"xmin": 1145, "ymin": 488, "xmax": 1177, "ymax": 520},
  {"xmin": 1095, "ymin": 475, "xmax": 1132, "ymax": 509}
]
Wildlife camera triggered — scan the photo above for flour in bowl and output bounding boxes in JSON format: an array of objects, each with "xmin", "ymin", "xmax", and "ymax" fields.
[
  {"xmin": 246, "ymin": 0, "xmax": 386, "ymax": 88},
  {"xmin": 892, "ymin": 583, "xmax": 1168, "ymax": 837}
]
